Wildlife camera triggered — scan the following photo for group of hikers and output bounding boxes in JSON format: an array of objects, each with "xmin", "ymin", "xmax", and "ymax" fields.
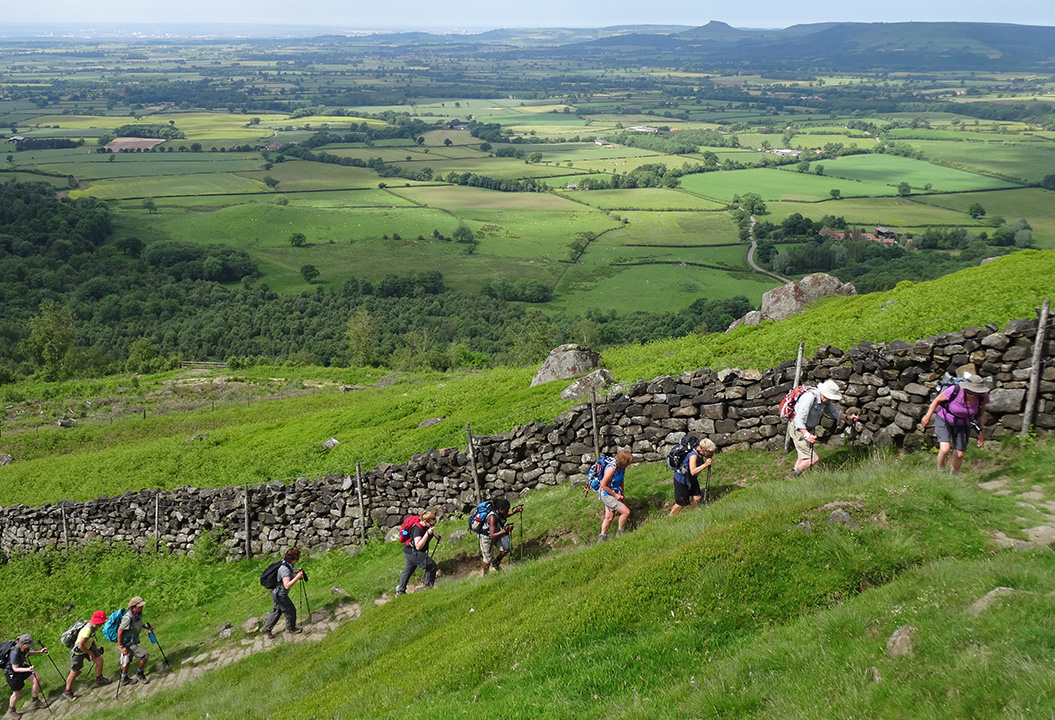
[
  {"xmin": 5, "ymin": 374, "xmax": 991, "ymax": 715},
  {"xmin": 4, "ymin": 598, "xmax": 156, "ymax": 717}
]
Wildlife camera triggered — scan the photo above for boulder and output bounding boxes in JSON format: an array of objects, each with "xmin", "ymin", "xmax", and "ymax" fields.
[
  {"xmin": 885, "ymin": 624, "xmax": 915, "ymax": 658},
  {"xmin": 530, "ymin": 344, "xmax": 601, "ymax": 387},
  {"xmin": 760, "ymin": 273, "xmax": 856, "ymax": 322},
  {"xmin": 322, "ymin": 438, "xmax": 340, "ymax": 450},
  {"xmin": 560, "ymin": 369, "xmax": 615, "ymax": 401},
  {"xmin": 417, "ymin": 417, "xmax": 445, "ymax": 428},
  {"xmin": 0, "ymin": 454, "xmax": 11, "ymax": 466}
]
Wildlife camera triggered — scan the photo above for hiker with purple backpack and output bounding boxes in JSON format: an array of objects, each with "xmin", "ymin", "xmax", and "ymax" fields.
[{"xmin": 921, "ymin": 374, "xmax": 989, "ymax": 475}]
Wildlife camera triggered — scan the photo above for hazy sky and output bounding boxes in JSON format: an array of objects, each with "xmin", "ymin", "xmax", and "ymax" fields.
[{"xmin": 15, "ymin": 0, "xmax": 1055, "ymax": 31}]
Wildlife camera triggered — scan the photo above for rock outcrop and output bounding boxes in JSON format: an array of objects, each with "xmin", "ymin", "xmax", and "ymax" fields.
[{"xmin": 530, "ymin": 344, "xmax": 601, "ymax": 387}]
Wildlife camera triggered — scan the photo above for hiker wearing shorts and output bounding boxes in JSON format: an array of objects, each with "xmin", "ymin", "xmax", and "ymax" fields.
[
  {"xmin": 396, "ymin": 511, "xmax": 440, "ymax": 595},
  {"xmin": 670, "ymin": 438, "xmax": 716, "ymax": 516},
  {"xmin": 788, "ymin": 379, "xmax": 859, "ymax": 476},
  {"xmin": 479, "ymin": 499, "xmax": 523, "ymax": 575},
  {"xmin": 116, "ymin": 597, "xmax": 154, "ymax": 686},
  {"xmin": 5, "ymin": 634, "xmax": 46, "ymax": 718},
  {"xmin": 598, "ymin": 449, "xmax": 634, "ymax": 541},
  {"xmin": 64, "ymin": 610, "xmax": 110, "ymax": 701},
  {"xmin": 921, "ymin": 376, "xmax": 988, "ymax": 474},
  {"xmin": 262, "ymin": 548, "xmax": 305, "ymax": 637}
]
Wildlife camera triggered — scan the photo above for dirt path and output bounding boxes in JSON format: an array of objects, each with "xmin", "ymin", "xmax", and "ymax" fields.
[{"xmin": 978, "ymin": 475, "xmax": 1055, "ymax": 551}]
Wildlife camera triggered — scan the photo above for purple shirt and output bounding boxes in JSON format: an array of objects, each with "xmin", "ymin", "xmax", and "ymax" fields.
[{"xmin": 936, "ymin": 385, "xmax": 988, "ymax": 426}]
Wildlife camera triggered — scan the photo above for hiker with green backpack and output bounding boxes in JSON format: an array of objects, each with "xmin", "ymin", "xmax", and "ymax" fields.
[
  {"xmin": 470, "ymin": 498, "xmax": 523, "ymax": 575},
  {"xmin": 62, "ymin": 610, "xmax": 111, "ymax": 701},
  {"xmin": 921, "ymin": 374, "xmax": 989, "ymax": 474},
  {"xmin": 2, "ymin": 634, "xmax": 47, "ymax": 718}
]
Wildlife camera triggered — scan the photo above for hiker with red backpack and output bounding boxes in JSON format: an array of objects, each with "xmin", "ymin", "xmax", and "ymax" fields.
[
  {"xmin": 396, "ymin": 511, "xmax": 441, "ymax": 595},
  {"xmin": 784, "ymin": 379, "xmax": 859, "ymax": 477},
  {"xmin": 921, "ymin": 374, "xmax": 989, "ymax": 475},
  {"xmin": 260, "ymin": 549, "xmax": 305, "ymax": 638},
  {"xmin": 597, "ymin": 449, "xmax": 635, "ymax": 542}
]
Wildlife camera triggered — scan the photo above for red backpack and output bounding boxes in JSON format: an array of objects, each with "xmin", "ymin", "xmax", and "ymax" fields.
[
  {"xmin": 778, "ymin": 385, "xmax": 812, "ymax": 420},
  {"xmin": 399, "ymin": 515, "xmax": 422, "ymax": 546}
]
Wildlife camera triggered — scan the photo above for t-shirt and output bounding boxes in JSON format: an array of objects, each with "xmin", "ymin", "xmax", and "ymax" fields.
[
  {"xmin": 600, "ymin": 466, "xmax": 625, "ymax": 497},
  {"xmin": 674, "ymin": 450, "xmax": 699, "ymax": 485},
  {"xmin": 275, "ymin": 562, "xmax": 293, "ymax": 595},
  {"xmin": 73, "ymin": 624, "xmax": 98, "ymax": 655},
  {"xmin": 937, "ymin": 385, "xmax": 988, "ymax": 426},
  {"xmin": 118, "ymin": 610, "xmax": 144, "ymax": 646},
  {"xmin": 7, "ymin": 645, "xmax": 28, "ymax": 675},
  {"xmin": 406, "ymin": 523, "xmax": 432, "ymax": 553}
]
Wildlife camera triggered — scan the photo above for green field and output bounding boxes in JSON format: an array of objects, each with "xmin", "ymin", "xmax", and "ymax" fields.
[
  {"xmin": 598, "ymin": 210, "xmax": 740, "ymax": 246},
  {"xmin": 816, "ymin": 154, "xmax": 1022, "ymax": 192},
  {"xmin": 555, "ymin": 188, "xmax": 728, "ymax": 211},
  {"xmin": 903, "ymin": 138, "xmax": 1055, "ymax": 183},
  {"xmin": 765, "ymin": 197, "xmax": 984, "ymax": 229},
  {"xmin": 679, "ymin": 167, "xmax": 896, "ymax": 202},
  {"xmin": 916, "ymin": 188, "xmax": 1055, "ymax": 249}
]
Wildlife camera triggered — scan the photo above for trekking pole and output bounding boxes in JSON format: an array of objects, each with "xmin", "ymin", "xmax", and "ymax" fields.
[
  {"xmin": 45, "ymin": 651, "xmax": 65, "ymax": 685},
  {"xmin": 300, "ymin": 580, "xmax": 312, "ymax": 620},
  {"xmin": 147, "ymin": 628, "xmax": 170, "ymax": 670},
  {"xmin": 703, "ymin": 465, "xmax": 712, "ymax": 504},
  {"xmin": 34, "ymin": 672, "xmax": 54, "ymax": 716},
  {"xmin": 428, "ymin": 536, "xmax": 441, "ymax": 559},
  {"xmin": 116, "ymin": 651, "xmax": 128, "ymax": 700}
]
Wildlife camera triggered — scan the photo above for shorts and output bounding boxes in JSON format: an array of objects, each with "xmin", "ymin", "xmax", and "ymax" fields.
[
  {"xmin": 5, "ymin": 670, "xmax": 28, "ymax": 691},
  {"xmin": 934, "ymin": 414, "xmax": 970, "ymax": 452},
  {"xmin": 125, "ymin": 643, "xmax": 150, "ymax": 662},
  {"xmin": 600, "ymin": 493, "xmax": 626, "ymax": 513},
  {"xmin": 673, "ymin": 476, "xmax": 702, "ymax": 506},
  {"xmin": 478, "ymin": 533, "xmax": 512, "ymax": 564},
  {"xmin": 70, "ymin": 644, "xmax": 100, "ymax": 672},
  {"xmin": 787, "ymin": 424, "xmax": 815, "ymax": 461}
]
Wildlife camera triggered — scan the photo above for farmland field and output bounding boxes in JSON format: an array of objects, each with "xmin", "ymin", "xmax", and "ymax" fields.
[
  {"xmin": 765, "ymin": 197, "xmax": 986, "ymax": 228},
  {"xmin": 902, "ymin": 138, "xmax": 1055, "ymax": 183},
  {"xmin": 598, "ymin": 210, "xmax": 741, "ymax": 246},
  {"xmin": 554, "ymin": 188, "xmax": 728, "ymax": 211},
  {"xmin": 679, "ymin": 168, "xmax": 896, "ymax": 202},
  {"xmin": 814, "ymin": 153, "xmax": 1023, "ymax": 192}
]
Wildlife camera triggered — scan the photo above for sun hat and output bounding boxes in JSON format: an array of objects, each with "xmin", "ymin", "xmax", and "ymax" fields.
[
  {"xmin": 959, "ymin": 377, "xmax": 989, "ymax": 395},
  {"xmin": 91, "ymin": 610, "xmax": 107, "ymax": 625},
  {"xmin": 817, "ymin": 379, "xmax": 842, "ymax": 401},
  {"xmin": 129, "ymin": 596, "xmax": 145, "ymax": 608}
]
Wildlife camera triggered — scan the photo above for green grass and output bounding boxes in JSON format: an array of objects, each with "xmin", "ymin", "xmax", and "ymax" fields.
[
  {"xmin": 765, "ymin": 196, "xmax": 980, "ymax": 228},
  {"xmin": 555, "ymin": 188, "xmax": 728, "ymax": 211},
  {"xmin": 914, "ymin": 188, "xmax": 1055, "ymax": 249},
  {"xmin": 679, "ymin": 168, "xmax": 896, "ymax": 202},
  {"xmin": 815, "ymin": 154, "xmax": 1022, "ymax": 192},
  {"xmin": 901, "ymin": 138, "xmax": 1055, "ymax": 183}
]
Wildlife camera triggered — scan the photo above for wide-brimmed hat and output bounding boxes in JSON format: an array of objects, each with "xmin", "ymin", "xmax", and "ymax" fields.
[
  {"xmin": 91, "ymin": 610, "xmax": 107, "ymax": 625},
  {"xmin": 960, "ymin": 377, "xmax": 989, "ymax": 395},
  {"xmin": 817, "ymin": 379, "xmax": 843, "ymax": 401}
]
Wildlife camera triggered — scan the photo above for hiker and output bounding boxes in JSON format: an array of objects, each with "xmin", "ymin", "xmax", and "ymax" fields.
[
  {"xmin": 116, "ymin": 597, "xmax": 154, "ymax": 686},
  {"xmin": 477, "ymin": 499, "xmax": 523, "ymax": 575},
  {"xmin": 598, "ymin": 449, "xmax": 634, "ymax": 541},
  {"xmin": 261, "ymin": 548, "xmax": 306, "ymax": 637},
  {"xmin": 670, "ymin": 438, "xmax": 717, "ymax": 516},
  {"xmin": 65, "ymin": 610, "xmax": 111, "ymax": 700},
  {"xmin": 921, "ymin": 375, "xmax": 989, "ymax": 474},
  {"xmin": 4, "ymin": 634, "xmax": 46, "ymax": 718},
  {"xmin": 787, "ymin": 379, "xmax": 859, "ymax": 476},
  {"xmin": 396, "ymin": 511, "xmax": 440, "ymax": 595}
]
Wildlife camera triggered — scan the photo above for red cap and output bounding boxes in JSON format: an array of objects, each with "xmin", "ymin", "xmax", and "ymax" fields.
[{"xmin": 91, "ymin": 610, "xmax": 107, "ymax": 624}]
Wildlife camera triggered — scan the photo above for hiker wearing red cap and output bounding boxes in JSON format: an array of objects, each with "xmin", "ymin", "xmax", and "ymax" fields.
[{"xmin": 64, "ymin": 610, "xmax": 111, "ymax": 701}]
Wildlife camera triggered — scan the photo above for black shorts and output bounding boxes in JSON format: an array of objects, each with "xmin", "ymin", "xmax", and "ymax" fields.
[
  {"xmin": 5, "ymin": 670, "xmax": 28, "ymax": 691},
  {"xmin": 673, "ymin": 475, "xmax": 701, "ymax": 506}
]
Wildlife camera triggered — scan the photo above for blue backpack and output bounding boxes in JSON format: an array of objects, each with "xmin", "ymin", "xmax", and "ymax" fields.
[
  {"xmin": 468, "ymin": 501, "xmax": 493, "ymax": 534},
  {"xmin": 101, "ymin": 608, "xmax": 126, "ymax": 644},
  {"xmin": 586, "ymin": 456, "xmax": 615, "ymax": 492}
]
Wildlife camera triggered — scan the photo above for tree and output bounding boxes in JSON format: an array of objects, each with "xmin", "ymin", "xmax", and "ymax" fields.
[
  {"xmin": 814, "ymin": 164, "xmax": 824, "ymax": 176},
  {"xmin": 22, "ymin": 300, "xmax": 78, "ymax": 381},
  {"xmin": 739, "ymin": 192, "xmax": 767, "ymax": 215},
  {"xmin": 967, "ymin": 202, "xmax": 986, "ymax": 219},
  {"xmin": 142, "ymin": 198, "xmax": 157, "ymax": 214},
  {"xmin": 443, "ymin": 138, "xmax": 452, "ymax": 147},
  {"xmin": 345, "ymin": 309, "xmax": 378, "ymax": 367},
  {"xmin": 263, "ymin": 176, "xmax": 279, "ymax": 189},
  {"xmin": 289, "ymin": 232, "xmax": 307, "ymax": 247},
  {"xmin": 897, "ymin": 182, "xmax": 911, "ymax": 197},
  {"xmin": 300, "ymin": 264, "xmax": 320, "ymax": 283},
  {"xmin": 190, "ymin": 142, "xmax": 203, "ymax": 153},
  {"xmin": 1041, "ymin": 174, "xmax": 1055, "ymax": 191},
  {"xmin": 829, "ymin": 188, "xmax": 842, "ymax": 200},
  {"xmin": 126, "ymin": 337, "xmax": 160, "ymax": 373}
]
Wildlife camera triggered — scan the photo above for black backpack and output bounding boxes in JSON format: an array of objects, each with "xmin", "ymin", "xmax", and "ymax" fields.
[
  {"xmin": 0, "ymin": 639, "xmax": 16, "ymax": 671},
  {"xmin": 666, "ymin": 434, "xmax": 698, "ymax": 473},
  {"xmin": 260, "ymin": 561, "xmax": 284, "ymax": 590}
]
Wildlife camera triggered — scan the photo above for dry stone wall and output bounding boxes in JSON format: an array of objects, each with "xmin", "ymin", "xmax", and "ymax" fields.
[{"xmin": 1, "ymin": 316, "xmax": 1051, "ymax": 561}]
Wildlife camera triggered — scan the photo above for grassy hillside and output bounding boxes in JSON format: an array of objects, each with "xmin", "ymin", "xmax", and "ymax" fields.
[{"xmin": 1, "ymin": 249, "xmax": 1053, "ymax": 506}]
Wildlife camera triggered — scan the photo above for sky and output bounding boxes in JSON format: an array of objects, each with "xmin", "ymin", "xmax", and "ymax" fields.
[{"xmin": 11, "ymin": 0, "xmax": 1055, "ymax": 32}]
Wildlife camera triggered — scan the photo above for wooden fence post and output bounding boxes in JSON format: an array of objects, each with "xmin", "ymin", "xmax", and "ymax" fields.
[
  {"xmin": 1021, "ymin": 299, "xmax": 1051, "ymax": 436},
  {"xmin": 466, "ymin": 423, "xmax": 482, "ymax": 504},
  {"xmin": 591, "ymin": 390, "xmax": 601, "ymax": 460},
  {"xmin": 355, "ymin": 463, "xmax": 367, "ymax": 542},
  {"xmin": 61, "ymin": 507, "xmax": 69, "ymax": 550},
  {"xmin": 784, "ymin": 341, "xmax": 806, "ymax": 452},
  {"xmin": 243, "ymin": 484, "xmax": 252, "ymax": 560},
  {"xmin": 154, "ymin": 494, "xmax": 160, "ymax": 555}
]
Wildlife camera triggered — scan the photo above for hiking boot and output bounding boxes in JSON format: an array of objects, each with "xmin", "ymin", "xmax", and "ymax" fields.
[
  {"xmin": 260, "ymin": 627, "xmax": 274, "ymax": 639},
  {"xmin": 95, "ymin": 675, "xmax": 113, "ymax": 688},
  {"xmin": 62, "ymin": 691, "xmax": 78, "ymax": 703},
  {"xmin": 121, "ymin": 676, "xmax": 137, "ymax": 686},
  {"xmin": 786, "ymin": 469, "xmax": 803, "ymax": 479},
  {"xmin": 136, "ymin": 673, "xmax": 151, "ymax": 685},
  {"xmin": 29, "ymin": 698, "xmax": 45, "ymax": 711},
  {"xmin": 286, "ymin": 628, "xmax": 302, "ymax": 635},
  {"xmin": 6, "ymin": 706, "xmax": 21, "ymax": 719},
  {"xmin": 597, "ymin": 533, "xmax": 608, "ymax": 543}
]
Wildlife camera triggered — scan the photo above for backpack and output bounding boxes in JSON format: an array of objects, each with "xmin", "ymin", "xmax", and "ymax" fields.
[
  {"xmin": 779, "ymin": 385, "xmax": 812, "ymax": 420},
  {"xmin": 0, "ymin": 640, "xmax": 15, "ymax": 671},
  {"xmin": 936, "ymin": 373, "xmax": 983, "ymax": 424},
  {"xmin": 400, "ymin": 515, "xmax": 422, "ymax": 546},
  {"xmin": 586, "ymin": 456, "xmax": 615, "ymax": 492},
  {"xmin": 468, "ymin": 501, "xmax": 493, "ymax": 535},
  {"xmin": 260, "ymin": 560, "xmax": 284, "ymax": 590},
  {"xmin": 60, "ymin": 620, "xmax": 88, "ymax": 649},
  {"xmin": 666, "ymin": 434, "xmax": 698, "ymax": 474},
  {"xmin": 101, "ymin": 608, "xmax": 126, "ymax": 644}
]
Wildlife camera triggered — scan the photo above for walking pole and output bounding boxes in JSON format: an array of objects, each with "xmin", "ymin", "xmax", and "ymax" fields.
[
  {"xmin": 34, "ymin": 673, "xmax": 54, "ymax": 716},
  {"xmin": 46, "ymin": 651, "xmax": 65, "ymax": 685},
  {"xmin": 116, "ymin": 652, "xmax": 128, "ymax": 699},
  {"xmin": 300, "ymin": 580, "xmax": 312, "ymax": 620},
  {"xmin": 703, "ymin": 465, "xmax": 712, "ymax": 504},
  {"xmin": 147, "ymin": 628, "xmax": 170, "ymax": 670}
]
